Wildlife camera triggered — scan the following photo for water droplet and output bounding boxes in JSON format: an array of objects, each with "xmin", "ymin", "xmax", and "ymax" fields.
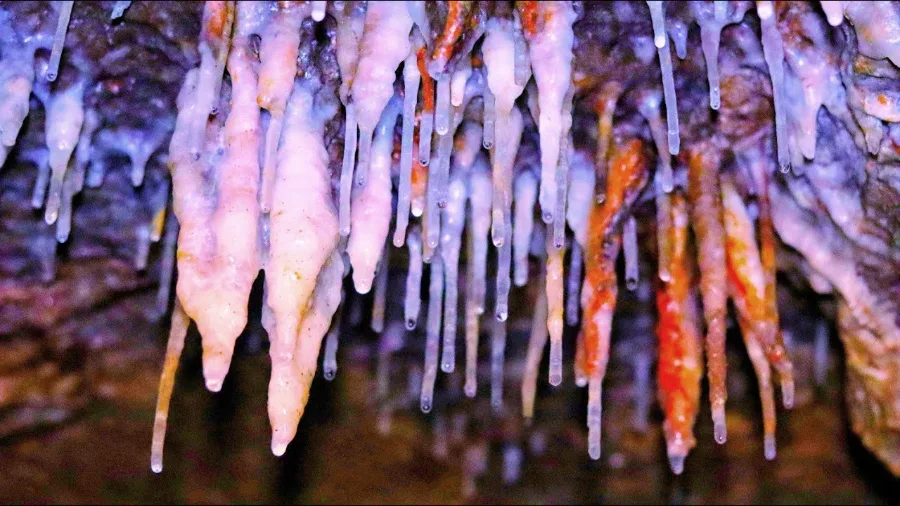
[
  {"xmin": 714, "ymin": 422, "xmax": 727, "ymax": 444},
  {"xmin": 764, "ymin": 434, "xmax": 777, "ymax": 460},
  {"xmin": 781, "ymin": 379, "xmax": 795, "ymax": 409},
  {"xmin": 549, "ymin": 372, "xmax": 562, "ymax": 387},
  {"xmin": 668, "ymin": 454, "xmax": 685, "ymax": 475}
]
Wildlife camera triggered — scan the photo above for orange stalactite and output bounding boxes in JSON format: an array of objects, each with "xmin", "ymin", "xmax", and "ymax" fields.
[
  {"xmin": 685, "ymin": 143, "xmax": 729, "ymax": 440},
  {"xmin": 727, "ymin": 259, "xmax": 778, "ymax": 459},
  {"xmin": 721, "ymin": 177, "xmax": 793, "ymax": 399},
  {"xmin": 581, "ymin": 139, "xmax": 649, "ymax": 378},
  {"xmin": 417, "ymin": 47, "xmax": 435, "ymax": 113},
  {"xmin": 516, "ymin": 1, "xmax": 540, "ymax": 39},
  {"xmin": 753, "ymin": 168, "xmax": 795, "ymax": 404},
  {"xmin": 755, "ymin": 169, "xmax": 779, "ymax": 319},
  {"xmin": 430, "ymin": 1, "xmax": 474, "ymax": 75},
  {"xmin": 151, "ymin": 301, "xmax": 191, "ymax": 473},
  {"xmin": 581, "ymin": 234, "xmax": 619, "ymax": 378},
  {"xmin": 656, "ymin": 192, "xmax": 703, "ymax": 470},
  {"xmin": 722, "ymin": 178, "xmax": 767, "ymax": 321},
  {"xmin": 722, "ymin": 176, "xmax": 789, "ymax": 456}
]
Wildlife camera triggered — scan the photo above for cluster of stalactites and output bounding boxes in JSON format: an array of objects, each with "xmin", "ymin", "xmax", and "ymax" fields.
[
  {"xmin": 149, "ymin": 0, "xmax": 817, "ymax": 476},
  {"xmin": 3, "ymin": 0, "xmax": 871, "ymax": 477}
]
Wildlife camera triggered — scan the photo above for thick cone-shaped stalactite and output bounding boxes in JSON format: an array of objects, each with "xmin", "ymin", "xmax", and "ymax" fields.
[{"xmin": 1, "ymin": 0, "xmax": 899, "ymax": 488}]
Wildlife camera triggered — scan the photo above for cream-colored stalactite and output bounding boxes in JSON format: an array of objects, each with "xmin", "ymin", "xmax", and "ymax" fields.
[
  {"xmin": 349, "ymin": 1, "xmax": 412, "ymax": 188},
  {"xmin": 195, "ymin": 7, "xmax": 265, "ymax": 391},
  {"xmin": 269, "ymin": 251, "xmax": 343, "ymax": 456},
  {"xmin": 265, "ymin": 84, "xmax": 340, "ymax": 410},
  {"xmin": 348, "ymin": 99, "xmax": 401, "ymax": 294},
  {"xmin": 528, "ymin": 1, "xmax": 576, "ymax": 225}
]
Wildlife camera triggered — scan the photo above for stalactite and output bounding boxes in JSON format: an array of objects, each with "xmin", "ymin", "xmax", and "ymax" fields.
[
  {"xmin": 529, "ymin": 1, "xmax": 576, "ymax": 225},
  {"xmin": 5, "ymin": 0, "xmax": 885, "ymax": 483},
  {"xmin": 581, "ymin": 139, "xmax": 649, "ymax": 460},
  {"xmin": 656, "ymin": 191, "xmax": 703, "ymax": 474},
  {"xmin": 646, "ymin": 1, "xmax": 680, "ymax": 155},
  {"xmin": 150, "ymin": 302, "xmax": 190, "ymax": 474},
  {"xmin": 351, "ymin": 2, "xmax": 413, "ymax": 187},
  {"xmin": 513, "ymin": 170, "xmax": 538, "ymax": 287},
  {"xmin": 440, "ymin": 174, "xmax": 467, "ymax": 373},
  {"xmin": 405, "ymin": 227, "xmax": 424, "ymax": 329},
  {"xmin": 685, "ymin": 143, "xmax": 729, "ymax": 443},
  {"xmin": 758, "ymin": 0, "xmax": 792, "ymax": 173},
  {"xmin": 593, "ymin": 83, "xmax": 622, "ymax": 203},
  {"xmin": 395, "ymin": 36, "xmax": 424, "ymax": 247},
  {"xmin": 546, "ymin": 232, "xmax": 565, "ymax": 386},
  {"xmin": 46, "ymin": 1, "xmax": 74, "ymax": 82},
  {"xmin": 566, "ymin": 241, "xmax": 583, "ymax": 326},
  {"xmin": 522, "ymin": 268, "xmax": 549, "ymax": 419},
  {"xmin": 490, "ymin": 317, "xmax": 508, "ymax": 411},
  {"xmin": 421, "ymin": 253, "xmax": 444, "ymax": 413},
  {"xmin": 417, "ymin": 46, "xmax": 435, "ymax": 166}
]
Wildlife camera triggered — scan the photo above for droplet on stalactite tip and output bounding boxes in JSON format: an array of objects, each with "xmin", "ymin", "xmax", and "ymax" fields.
[
  {"xmin": 588, "ymin": 442, "xmax": 601, "ymax": 461},
  {"xmin": 271, "ymin": 440, "xmax": 287, "ymax": 457},
  {"xmin": 713, "ymin": 408, "xmax": 728, "ymax": 444},
  {"xmin": 205, "ymin": 378, "xmax": 223, "ymax": 393},
  {"xmin": 764, "ymin": 435, "xmax": 777, "ymax": 461},
  {"xmin": 549, "ymin": 371, "xmax": 562, "ymax": 387},
  {"xmin": 668, "ymin": 454, "xmax": 685, "ymax": 475},
  {"xmin": 782, "ymin": 379, "xmax": 795, "ymax": 409}
]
